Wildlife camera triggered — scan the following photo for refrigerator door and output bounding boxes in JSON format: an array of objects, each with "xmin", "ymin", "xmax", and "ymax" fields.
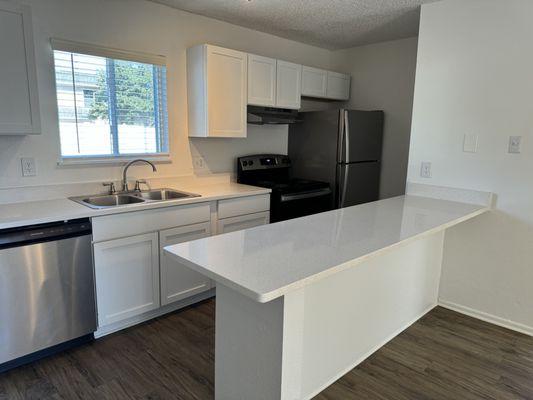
[
  {"xmin": 339, "ymin": 110, "xmax": 384, "ymax": 163},
  {"xmin": 337, "ymin": 161, "xmax": 381, "ymax": 208}
]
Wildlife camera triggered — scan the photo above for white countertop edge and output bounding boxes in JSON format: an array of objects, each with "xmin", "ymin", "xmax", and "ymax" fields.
[
  {"xmin": 165, "ymin": 204, "xmax": 490, "ymax": 303},
  {"xmin": 0, "ymin": 185, "xmax": 271, "ymax": 230},
  {"xmin": 406, "ymin": 182, "xmax": 493, "ymax": 207}
]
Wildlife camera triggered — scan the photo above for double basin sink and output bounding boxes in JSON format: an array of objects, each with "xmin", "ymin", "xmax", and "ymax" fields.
[{"xmin": 70, "ymin": 188, "xmax": 200, "ymax": 209}]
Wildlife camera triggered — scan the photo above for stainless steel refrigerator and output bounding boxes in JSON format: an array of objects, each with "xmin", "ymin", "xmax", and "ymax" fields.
[{"xmin": 288, "ymin": 109, "xmax": 384, "ymax": 209}]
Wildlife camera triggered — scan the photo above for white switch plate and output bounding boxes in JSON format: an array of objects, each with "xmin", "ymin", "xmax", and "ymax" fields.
[
  {"xmin": 420, "ymin": 162, "xmax": 432, "ymax": 178},
  {"xmin": 508, "ymin": 136, "xmax": 522, "ymax": 154},
  {"xmin": 21, "ymin": 157, "xmax": 36, "ymax": 177},
  {"xmin": 463, "ymin": 134, "xmax": 478, "ymax": 153}
]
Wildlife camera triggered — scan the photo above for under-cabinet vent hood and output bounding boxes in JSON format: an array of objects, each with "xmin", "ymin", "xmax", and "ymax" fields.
[{"xmin": 247, "ymin": 106, "xmax": 301, "ymax": 125}]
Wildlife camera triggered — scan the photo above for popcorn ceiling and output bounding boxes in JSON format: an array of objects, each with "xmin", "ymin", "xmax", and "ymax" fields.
[{"xmin": 150, "ymin": 0, "xmax": 434, "ymax": 49}]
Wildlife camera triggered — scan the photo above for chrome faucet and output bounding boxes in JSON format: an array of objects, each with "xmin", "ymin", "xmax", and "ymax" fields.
[{"xmin": 122, "ymin": 159, "xmax": 157, "ymax": 192}]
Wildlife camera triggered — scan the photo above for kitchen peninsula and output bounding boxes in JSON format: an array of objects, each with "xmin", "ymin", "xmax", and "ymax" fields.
[{"xmin": 165, "ymin": 184, "xmax": 492, "ymax": 400}]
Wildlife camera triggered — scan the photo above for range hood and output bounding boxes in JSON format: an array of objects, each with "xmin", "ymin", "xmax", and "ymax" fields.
[{"xmin": 247, "ymin": 106, "xmax": 301, "ymax": 125}]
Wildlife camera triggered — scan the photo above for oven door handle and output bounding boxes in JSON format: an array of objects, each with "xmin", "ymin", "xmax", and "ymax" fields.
[{"xmin": 280, "ymin": 188, "xmax": 332, "ymax": 202}]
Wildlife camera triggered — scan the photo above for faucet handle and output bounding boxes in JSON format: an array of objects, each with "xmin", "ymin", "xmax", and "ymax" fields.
[
  {"xmin": 134, "ymin": 179, "xmax": 148, "ymax": 192},
  {"xmin": 102, "ymin": 182, "xmax": 116, "ymax": 194}
]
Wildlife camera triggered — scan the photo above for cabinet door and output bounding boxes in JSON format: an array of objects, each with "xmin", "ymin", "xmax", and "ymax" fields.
[
  {"xmin": 94, "ymin": 232, "xmax": 160, "ymax": 327},
  {"xmin": 248, "ymin": 54, "xmax": 276, "ymax": 107},
  {"xmin": 276, "ymin": 60, "xmax": 302, "ymax": 110},
  {"xmin": 207, "ymin": 45, "xmax": 247, "ymax": 137},
  {"xmin": 160, "ymin": 222, "xmax": 212, "ymax": 306},
  {"xmin": 301, "ymin": 66, "xmax": 327, "ymax": 98},
  {"xmin": 326, "ymin": 71, "xmax": 351, "ymax": 100},
  {"xmin": 217, "ymin": 211, "xmax": 270, "ymax": 234},
  {"xmin": 0, "ymin": 2, "xmax": 40, "ymax": 135}
]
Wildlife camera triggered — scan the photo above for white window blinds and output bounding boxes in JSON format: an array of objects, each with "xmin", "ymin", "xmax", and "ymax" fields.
[{"xmin": 52, "ymin": 40, "xmax": 169, "ymax": 158}]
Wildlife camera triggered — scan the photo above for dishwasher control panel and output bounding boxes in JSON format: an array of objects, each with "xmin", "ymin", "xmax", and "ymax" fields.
[{"xmin": 0, "ymin": 218, "xmax": 91, "ymax": 249}]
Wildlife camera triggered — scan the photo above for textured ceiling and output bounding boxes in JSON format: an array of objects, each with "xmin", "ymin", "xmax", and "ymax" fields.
[{"xmin": 149, "ymin": 0, "xmax": 435, "ymax": 49}]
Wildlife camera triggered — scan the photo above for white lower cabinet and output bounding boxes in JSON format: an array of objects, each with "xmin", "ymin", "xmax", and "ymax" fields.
[
  {"xmin": 217, "ymin": 211, "xmax": 270, "ymax": 234},
  {"xmin": 94, "ymin": 232, "xmax": 160, "ymax": 327},
  {"xmin": 92, "ymin": 196, "xmax": 270, "ymax": 336},
  {"xmin": 160, "ymin": 222, "xmax": 212, "ymax": 305}
]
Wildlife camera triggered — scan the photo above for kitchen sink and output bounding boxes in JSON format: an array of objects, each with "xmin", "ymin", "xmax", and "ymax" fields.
[
  {"xmin": 74, "ymin": 194, "xmax": 145, "ymax": 209},
  {"xmin": 70, "ymin": 188, "xmax": 200, "ymax": 209},
  {"xmin": 132, "ymin": 189, "xmax": 200, "ymax": 201}
]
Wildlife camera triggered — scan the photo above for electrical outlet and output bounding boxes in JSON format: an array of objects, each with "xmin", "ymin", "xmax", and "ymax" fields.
[
  {"xmin": 508, "ymin": 136, "xmax": 522, "ymax": 154},
  {"xmin": 463, "ymin": 134, "xmax": 478, "ymax": 153},
  {"xmin": 193, "ymin": 156, "xmax": 206, "ymax": 170},
  {"xmin": 420, "ymin": 162, "xmax": 432, "ymax": 178},
  {"xmin": 21, "ymin": 158, "xmax": 36, "ymax": 177}
]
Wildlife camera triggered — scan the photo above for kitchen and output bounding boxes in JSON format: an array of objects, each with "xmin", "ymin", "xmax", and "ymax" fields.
[{"xmin": 1, "ymin": 0, "xmax": 532, "ymax": 399}]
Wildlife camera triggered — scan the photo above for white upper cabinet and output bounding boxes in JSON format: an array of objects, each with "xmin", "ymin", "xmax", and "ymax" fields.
[
  {"xmin": 0, "ymin": 1, "xmax": 40, "ymax": 135},
  {"xmin": 188, "ymin": 44, "xmax": 351, "ymax": 136},
  {"xmin": 326, "ymin": 71, "xmax": 351, "ymax": 100},
  {"xmin": 247, "ymin": 55, "xmax": 303, "ymax": 109},
  {"xmin": 187, "ymin": 44, "xmax": 247, "ymax": 138},
  {"xmin": 276, "ymin": 60, "xmax": 302, "ymax": 110},
  {"xmin": 248, "ymin": 54, "xmax": 276, "ymax": 107},
  {"xmin": 301, "ymin": 66, "xmax": 328, "ymax": 98}
]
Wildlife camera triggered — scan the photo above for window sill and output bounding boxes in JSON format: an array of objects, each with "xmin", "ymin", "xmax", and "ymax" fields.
[{"xmin": 57, "ymin": 155, "xmax": 172, "ymax": 167}]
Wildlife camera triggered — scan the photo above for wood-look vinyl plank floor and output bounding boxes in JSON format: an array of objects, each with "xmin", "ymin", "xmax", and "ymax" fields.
[{"xmin": 1, "ymin": 300, "xmax": 532, "ymax": 400}]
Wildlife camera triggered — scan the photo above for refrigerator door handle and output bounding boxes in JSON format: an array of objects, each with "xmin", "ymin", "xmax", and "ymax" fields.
[
  {"xmin": 344, "ymin": 111, "xmax": 350, "ymax": 163},
  {"xmin": 340, "ymin": 164, "xmax": 349, "ymax": 208}
]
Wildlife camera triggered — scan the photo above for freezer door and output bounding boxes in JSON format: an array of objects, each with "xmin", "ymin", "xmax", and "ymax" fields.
[
  {"xmin": 337, "ymin": 161, "xmax": 381, "ymax": 208},
  {"xmin": 339, "ymin": 110, "xmax": 384, "ymax": 163}
]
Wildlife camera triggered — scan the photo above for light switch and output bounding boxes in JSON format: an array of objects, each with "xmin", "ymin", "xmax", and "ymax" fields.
[
  {"xmin": 420, "ymin": 162, "xmax": 432, "ymax": 178},
  {"xmin": 508, "ymin": 136, "xmax": 522, "ymax": 154},
  {"xmin": 463, "ymin": 134, "xmax": 478, "ymax": 153},
  {"xmin": 21, "ymin": 158, "xmax": 36, "ymax": 177}
]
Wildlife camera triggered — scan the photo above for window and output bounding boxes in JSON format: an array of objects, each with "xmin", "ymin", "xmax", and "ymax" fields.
[
  {"xmin": 53, "ymin": 44, "xmax": 168, "ymax": 159},
  {"xmin": 83, "ymin": 89, "xmax": 95, "ymax": 107}
]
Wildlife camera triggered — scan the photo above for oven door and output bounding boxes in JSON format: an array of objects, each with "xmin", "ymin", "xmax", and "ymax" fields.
[{"xmin": 271, "ymin": 187, "xmax": 332, "ymax": 222}]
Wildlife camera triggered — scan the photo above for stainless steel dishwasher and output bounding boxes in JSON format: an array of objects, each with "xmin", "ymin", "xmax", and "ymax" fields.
[{"xmin": 0, "ymin": 218, "xmax": 96, "ymax": 370}]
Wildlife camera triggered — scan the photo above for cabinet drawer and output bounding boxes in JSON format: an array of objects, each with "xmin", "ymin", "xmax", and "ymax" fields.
[
  {"xmin": 92, "ymin": 203, "xmax": 210, "ymax": 242},
  {"xmin": 217, "ymin": 194, "xmax": 270, "ymax": 219},
  {"xmin": 217, "ymin": 211, "xmax": 270, "ymax": 234}
]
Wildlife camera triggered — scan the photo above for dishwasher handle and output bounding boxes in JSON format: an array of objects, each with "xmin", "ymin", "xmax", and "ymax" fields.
[{"xmin": 0, "ymin": 218, "xmax": 92, "ymax": 249}]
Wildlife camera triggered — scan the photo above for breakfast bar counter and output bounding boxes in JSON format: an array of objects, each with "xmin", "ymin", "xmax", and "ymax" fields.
[{"xmin": 165, "ymin": 187, "xmax": 491, "ymax": 400}]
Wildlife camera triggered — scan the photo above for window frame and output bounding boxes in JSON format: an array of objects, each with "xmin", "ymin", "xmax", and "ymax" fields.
[{"xmin": 51, "ymin": 39, "xmax": 171, "ymax": 165}]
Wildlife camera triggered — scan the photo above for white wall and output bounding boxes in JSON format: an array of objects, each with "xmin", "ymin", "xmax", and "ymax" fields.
[
  {"xmin": 408, "ymin": 0, "xmax": 533, "ymax": 332},
  {"xmin": 0, "ymin": 0, "xmax": 332, "ymax": 189},
  {"xmin": 333, "ymin": 37, "xmax": 418, "ymax": 199}
]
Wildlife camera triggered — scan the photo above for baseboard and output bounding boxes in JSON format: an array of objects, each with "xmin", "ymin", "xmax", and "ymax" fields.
[
  {"xmin": 95, "ymin": 289, "xmax": 215, "ymax": 338},
  {"xmin": 438, "ymin": 300, "xmax": 533, "ymax": 337},
  {"xmin": 303, "ymin": 303, "xmax": 437, "ymax": 400}
]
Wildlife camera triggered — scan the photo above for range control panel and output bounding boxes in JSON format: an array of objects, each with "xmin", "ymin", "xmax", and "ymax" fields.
[{"xmin": 238, "ymin": 154, "xmax": 291, "ymax": 171}]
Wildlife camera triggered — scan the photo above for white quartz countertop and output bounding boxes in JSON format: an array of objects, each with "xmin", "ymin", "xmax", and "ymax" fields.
[
  {"xmin": 165, "ymin": 195, "xmax": 490, "ymax": 303},
  {"xmin": 0, "ymin": 182, "xmax": 270, "ymax": 230}
]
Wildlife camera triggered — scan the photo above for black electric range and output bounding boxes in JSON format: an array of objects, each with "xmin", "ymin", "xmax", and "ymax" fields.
[{"xmin": 237, "ymin": 154, "xmax": 332, "ymax": 222}]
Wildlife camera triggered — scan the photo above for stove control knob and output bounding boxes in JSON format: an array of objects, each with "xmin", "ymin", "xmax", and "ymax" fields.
[
  {"xmin": 249, "ymin": 160, "xmax": 254, "ymax": 166},
  {"xmin": 243, "ymin": 161, "xmax": 248, "ymax": 166}
]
